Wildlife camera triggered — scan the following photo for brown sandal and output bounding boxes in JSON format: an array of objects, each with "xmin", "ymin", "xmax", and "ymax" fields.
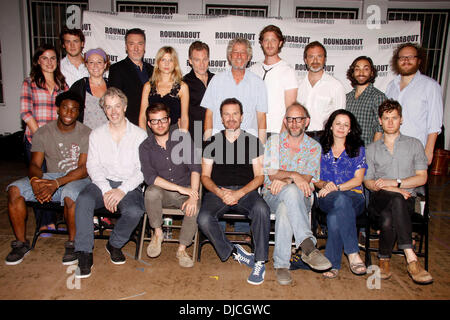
[
  {"xmin": 323, "ymin": 269, "xmax": 339, "ymax": 279},
  {"xmin": 350, "ymin": 262, "xmax": 367, "ymax": 275}
]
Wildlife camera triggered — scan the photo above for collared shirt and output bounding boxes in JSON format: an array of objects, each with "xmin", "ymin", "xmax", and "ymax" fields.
[
  {"xmin": 60, "ymin": 56, "xmax": 89, "ymax": 88},
  {"xmin": 346, "ymin": 83, "xmax": 386, "ymax": 146},
  {"xmin": 385, "ymin": 71, "xmax": 443, "ymax": 147},
  {"xmin": 250, "ymin": 60, "xmax": 298, "ymax": 133},
  {"xmin": 365, "ymin": 134, "xmax": 428, "ymax": 195},
  {"xmin": 139, "ymin": 125, "xmax": 202, "ymax": 187},
  {"xmin": 132, "ymin": 60, "xmax": 150, "ymax": 85},
  {"xmin": 297, "ymin": 72, "xmax": 346, "ymax": 131},
  {"xmin": 20, "ymin": 77, "xmax": 68, "ymax": 143},
  {"xmin": 262, "ymin": 131, "xmax": 321, "ymax": 194},
  {"xmin": 200, "ymin": 68, "xmax": 268, "ymax": 137},
  {"xmin": 87, "ymin": 119, "xmax": 147, "ymax": 195},
  {"xmin": 183, "ymin": 69, "xmax": 215, "ymax": 137},
  {"xmin": 321, "ymin": 146, "xmax": 368, "ymax": 192}
]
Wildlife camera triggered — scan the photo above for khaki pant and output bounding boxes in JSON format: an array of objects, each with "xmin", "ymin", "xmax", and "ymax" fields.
[{"xmin": 144, "ymin": 185, "xmax": 198, "ymax": 246}]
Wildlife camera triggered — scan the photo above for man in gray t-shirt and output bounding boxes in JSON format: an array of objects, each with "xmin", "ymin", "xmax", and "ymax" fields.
[
  {"xmin": 364, "ymin": 99, "xmax": 432, "ymax": 285},
  {"xmin": 5, "ymin": 91, "xmax": 91, "ymax": 266}
]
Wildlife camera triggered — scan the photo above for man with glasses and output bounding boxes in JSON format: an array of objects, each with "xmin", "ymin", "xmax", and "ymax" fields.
[
  {"xmin": 139, "ymin": 102, "xmax": 201, "ymax": 268},
  {"xmin": 262, "ymin": 102, "xmax": 331, "ymax": 285},
  {"xmin": 385, "ymin": 43, "xmax": 443, "ymax": 165},
  {"xmin": 297, "ymin": 41, "xmax": 345, "ymax": 141}
]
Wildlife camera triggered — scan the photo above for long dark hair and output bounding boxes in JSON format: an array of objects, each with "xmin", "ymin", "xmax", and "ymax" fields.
[
  {"xmin": 320, "ymin": 109, "xmax": 364, "ymax": 158},
  {"xmin": 30, "ymin": 43, "xmax": 66, "ymax": 89}
]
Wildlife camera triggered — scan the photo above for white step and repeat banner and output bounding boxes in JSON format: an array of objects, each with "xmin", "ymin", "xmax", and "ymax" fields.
[{"xmin": 82, "ymin": 11, "xmax": 420, "ymax": 93}]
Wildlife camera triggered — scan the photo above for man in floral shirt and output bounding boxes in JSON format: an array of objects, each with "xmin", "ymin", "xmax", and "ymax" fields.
[{"xmin": 263, "ymin": 102, "xmax": 331, "ymax": 285}]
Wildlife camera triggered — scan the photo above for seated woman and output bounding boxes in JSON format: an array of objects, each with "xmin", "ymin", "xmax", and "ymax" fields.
[
  {"xmin": 138, "ymin": 46, "xmax": 189, "ymax": 132},
  {"xmin": 70, "ymin": 48, "xmax": 109, "ymax": 130},
  {"xmin": 314, "ymin": 109, "xmax": 367, "ymax": 279}
]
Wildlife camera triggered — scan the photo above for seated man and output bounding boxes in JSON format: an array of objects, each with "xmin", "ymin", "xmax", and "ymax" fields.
[
  {"xmin": 364, "ymin": 99, "xmax": 432, "ymax": 284},
  {"xmin": 197, "ymin": 98, "xmax": 271, "ymax": 285},
  {"xmin": 139, "ymin": 102, "xmax": 201, "ymax": 268},
  {"xmin": 74, "ymin": 87, "xmax": 147, "ymax": 278},
  {"xmin": 263, "ymin": 102, "xmax": 331, "ymax": 285},
  {"xmin": 5, "ymin": 91, "xmax": 91, "ymax": 265}
]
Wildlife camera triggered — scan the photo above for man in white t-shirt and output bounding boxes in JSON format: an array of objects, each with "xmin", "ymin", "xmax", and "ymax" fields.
[
  {"xmin": 250, "ymin": 25, "xmax": 298, "ymax": 134},
  {"xmin": 59, "ymin": 27, "xmax": 88, "ymax": 88},
  {"xmin": 297, "ymin": 41, "xmax": 346, "ymax": 141}
]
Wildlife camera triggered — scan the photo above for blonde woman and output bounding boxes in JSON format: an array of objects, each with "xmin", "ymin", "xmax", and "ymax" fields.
[{"xmin": 139, "ymin": 46, "xmax": 189, "ymax": 131}]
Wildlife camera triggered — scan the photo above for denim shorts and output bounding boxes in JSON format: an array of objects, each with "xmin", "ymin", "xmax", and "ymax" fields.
[{"xmin": 7, "ymin": 173, "xmax": 91, "ymax": 206}]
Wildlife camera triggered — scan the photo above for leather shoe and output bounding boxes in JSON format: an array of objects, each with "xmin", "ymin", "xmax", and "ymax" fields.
[
  {"xmin": 407, "ymin": 260, "xmax": 433, "ymax": 284},
  {"xmin": 379, "ymin": 258, "xmax": 392, "ymax": 280}
]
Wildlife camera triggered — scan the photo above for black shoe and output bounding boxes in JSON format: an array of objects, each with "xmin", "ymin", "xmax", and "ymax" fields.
[
  {"xmin": 76, "ymin": 252, "xmax": 93, "ymax": 279},
  {"xmin": 62, "ymin": 241, "xmax": 78, "ymax": 265},
  {"xmin": 105, "ymin": 241, "xmax": 126, "ymax": 265},
  {"xmin": 5, "ymin": 240, "xmax": 31, "ymax": 265}
]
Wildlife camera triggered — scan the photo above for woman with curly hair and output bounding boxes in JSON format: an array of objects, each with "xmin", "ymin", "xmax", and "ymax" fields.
[{"xmin": 314, "ymin": 109, "xmax": 368, "ymax": 279}]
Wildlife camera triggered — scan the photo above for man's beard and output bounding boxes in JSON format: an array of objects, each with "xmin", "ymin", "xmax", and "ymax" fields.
[
  {"xmin": 398, "ymin": 63, "xmax": 420, "ymax": 76},
  {"xmin": 287, "ymin": 127, "xmax": 304, "ymax": 137},
  {"xmin": 307, "ymin": 64, "xmax": 324, "ymax": 73},
  {"xmin": 153, "ymin": 126, "xmax": 170, "ymax": 136}
]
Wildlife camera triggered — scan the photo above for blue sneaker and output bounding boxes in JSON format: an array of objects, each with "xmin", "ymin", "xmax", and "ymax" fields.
[
  {"xmin": 247, "ymin": 261, "xmax": 265, "ymax": 285},
  {"xmin": 232, "ymin": 244, "xmax": 254, "ymax": 268}
]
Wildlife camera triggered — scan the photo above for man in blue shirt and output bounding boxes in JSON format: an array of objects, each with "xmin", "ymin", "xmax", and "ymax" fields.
[{"xmin": 385, "ymin": 43, "xmax": 443, "ymax": 165}]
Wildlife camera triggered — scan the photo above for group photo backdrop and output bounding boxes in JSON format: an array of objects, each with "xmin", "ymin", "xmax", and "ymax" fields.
[{"xmin": 82, "ymin": 11, "xmax": 420, "ymax": 93}]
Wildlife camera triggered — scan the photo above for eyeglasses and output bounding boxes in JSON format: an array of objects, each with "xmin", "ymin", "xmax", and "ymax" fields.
[
  {"xmin": 149, "ymin": 116, "xmax": 169, "ymax": 125},
  {"xmin": 286, "ymin": 116, "xmax": 307, "ymax": 123},
  {"xmin": 398, "ymin": 55, "xmax": 418, "ymax": 61}
]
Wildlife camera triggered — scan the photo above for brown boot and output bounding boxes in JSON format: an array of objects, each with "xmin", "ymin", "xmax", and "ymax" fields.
[
  {"xmin": 379, "ymin": 258, "xmax": 392, "ymax": 280},
  {"xmin": 407, "ymin": 260, "xmax": 433, "ymax": 284}
]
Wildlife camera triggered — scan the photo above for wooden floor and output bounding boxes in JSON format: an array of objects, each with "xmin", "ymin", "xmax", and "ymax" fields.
[{"xmin": 0, "ymin": 158, "xmax": 449, "ymax": 304}]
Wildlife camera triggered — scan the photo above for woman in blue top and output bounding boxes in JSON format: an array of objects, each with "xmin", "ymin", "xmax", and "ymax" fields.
[{"xmin": 314, "ymin": 109, "xmax": 368, "ymax": 279}]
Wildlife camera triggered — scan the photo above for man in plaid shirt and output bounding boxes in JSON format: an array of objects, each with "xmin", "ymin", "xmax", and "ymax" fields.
[{"xmin": 345, "ymin": 56, "xmax": 386, "ymax": 146}]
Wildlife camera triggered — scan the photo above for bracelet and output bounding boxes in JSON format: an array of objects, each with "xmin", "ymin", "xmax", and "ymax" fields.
[
  {"xmin": 29, "ymin": 176, "xmax": 39, "ymax": 183},
  {"xmin": 54, "ymin": 179, "xmax": 60, "ymax": 188}
]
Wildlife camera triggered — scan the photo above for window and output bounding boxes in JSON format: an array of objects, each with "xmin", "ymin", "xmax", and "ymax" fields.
[
  {"xmin": 296, "ymin": 7, "xmax": 358, "ymax": 19},
  {"xmin": 28, "ymin": 0, "xmax": 88, "ymax": 57},
  {"xmin": 388, "ymin": 9, "xmax": 449, "ymax": 83},
  {"xmin": 206, "ymin": 5, "xmax": 268, "ymax": 17},
  {"xmin": 116, "ymin": 1, "xmax": 178, "ymax": 14}
]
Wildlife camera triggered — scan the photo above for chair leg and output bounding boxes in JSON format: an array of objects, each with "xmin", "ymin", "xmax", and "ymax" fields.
[
  {"xmin": 134, "ymin": 215, "xmax": 144, "ymax": 260},
  {"xmin": 138, "ymin": 213, "xmax": 148, "ymax": 261},
  {"xmin": 31, "ymin": 209, "xmax": 43, "ymax": 249},
  {"xmin": 192, "ymin": 229, "xmax": 198, "ymax": 266}
]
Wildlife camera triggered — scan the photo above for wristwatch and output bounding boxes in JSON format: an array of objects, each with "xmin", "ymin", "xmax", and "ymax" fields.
[
  {"xmin": 397, "ymin": 179, "xmax": 402, "ymax": 188},
  {"xmin": 337, "ymin": 184, "xmax": 341, "ymax": 191}
]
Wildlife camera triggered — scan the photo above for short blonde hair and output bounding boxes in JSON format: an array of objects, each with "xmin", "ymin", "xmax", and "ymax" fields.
[{"xmin": 150, "ymin": 46, "xmax": 183, "ymax": 85}]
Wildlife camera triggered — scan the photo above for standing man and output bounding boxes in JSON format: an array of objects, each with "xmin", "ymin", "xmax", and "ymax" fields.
[
  {"xmin": 364, "ymin": 99, "xmax": 432, "ymax": 284},
  {"xmin": 59, "ymin": 27, "xmax": 89, "ymax": 87},
  {"xmin": 346, "ymin": 56, "xmax": 387, "ymax": 146},
  {"xmin": 108, "ymin": 28, "xmax": 154, "ymax": 126},
  {"xmin": 385, "ymin": 43, "xmax": 443, "ymax": 165},
  {"xmin": 250, "ymin": 25, "xmax": 298, "ymax": 134},
  {"xmin": 202, "ymin": 38, "xmax": 267, "ymax": 143},
  {"xmin": 139, "ymin": 102, "xmax": 201, "ymax": 268},
  {"xmin": 5, "ymin": 91, "xmax": 91, "ymax": 265},
  {"xmin": 183, "ymin": 41, "xmax": 215, "ymax": 143},
  {"xmin": 263, "ymin": 103, "xmax": 331, "ymax": 285},
  {"xmin": 297, "ymin": 41, "xmax": 346, "ymax": 141},
  {"xmin": 74, "ymin": 87, "xmax": 147, "ymax": 279},
  {"xmin": 197, "ymin": 98, "xmax": 271, "ymax": 285}
]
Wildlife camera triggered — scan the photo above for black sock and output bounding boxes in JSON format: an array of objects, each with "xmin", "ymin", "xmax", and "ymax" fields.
[{"xmin": 300, "ymin": 238, "xmax": 316, "ymax": 256}]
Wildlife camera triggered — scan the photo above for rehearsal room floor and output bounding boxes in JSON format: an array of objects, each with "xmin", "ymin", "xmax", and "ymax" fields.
[{"xmin": 0, "ymin": 158, "xmax": 449, "ymax": 301}]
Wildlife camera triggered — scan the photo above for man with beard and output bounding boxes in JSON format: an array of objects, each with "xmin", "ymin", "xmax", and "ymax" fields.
[
  {"xmin": 385, "ymin": 43, "xmax": 443, "ymax": 165},
  {"xmin": 262, "ymin": 102, "xmax": 331, "ymax": 285},
  {"xmin": 197, "ymin": 98, "xmax": 270, "ymax": 285},
  {"xmin": 202, "ymin": 38, "xmax": 267, "ymax": 143},
  {"xmin": 250, "ymin": 25, "xmax": 298, "ymax": 134},
  {"xmin": 59, "ymin": 27, "xmax": 89, "ymax": 87},
  {"xmin": 139, "ymin": 102, "xmax": 201, "ymax": 268},
  {"xmin": 297, "ymin": 41, "xmax": 346, "ymax": 141},
  {"xmin": 346, "ymin": 56, "xmax": 387, "ymax": 146}
]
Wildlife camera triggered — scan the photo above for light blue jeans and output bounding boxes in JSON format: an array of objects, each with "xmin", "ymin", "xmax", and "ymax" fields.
[
  {"xmin": 7, "ymin": 173, "xmax": 91, "ymax": 206},
  {"xmin": 263, "ymin": 184, "xmax": 315, "ymax": 269}
]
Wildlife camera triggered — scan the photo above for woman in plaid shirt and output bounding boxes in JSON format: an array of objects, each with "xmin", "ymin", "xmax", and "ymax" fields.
[{"xmin": 20, "ymin": 43, "xmax": 68, "ymax": 230}]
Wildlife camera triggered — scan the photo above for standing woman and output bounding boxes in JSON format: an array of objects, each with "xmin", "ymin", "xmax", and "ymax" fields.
[
  {"xmin": 20, "ymin": 43, "xmax": 68, "ymax": 231},
  {"xmin": 139, "ymin": 46, "xmax": 189, "ymax": 131},
  {"xmin": 314, "ymin": 109, "xmax": 368, "ymax": 279},
  {"xmin": 70, "ymin": 48, "xmax": 109, "ymax": 130}
]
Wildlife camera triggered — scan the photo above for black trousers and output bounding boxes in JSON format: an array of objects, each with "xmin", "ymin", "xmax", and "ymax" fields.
[{"xmin": 368, "ymin": 190, "xmax": 415, "ymax": 258}]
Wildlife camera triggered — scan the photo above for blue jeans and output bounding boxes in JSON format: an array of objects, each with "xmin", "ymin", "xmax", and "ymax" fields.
[
  {"xmin": 197, "ymin": 187, "xmax": 270, "ymax": 262},
  {"xmin": 74, "ymin": 181, "xmax": 145, "ymax": 252},
  {"xmin": 263, "ymin": 184, "xmax": 315, "ymax": 269},
  {"xmin": 318, "ymin": 191, "xmax": 365, "ymax": 270}
]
